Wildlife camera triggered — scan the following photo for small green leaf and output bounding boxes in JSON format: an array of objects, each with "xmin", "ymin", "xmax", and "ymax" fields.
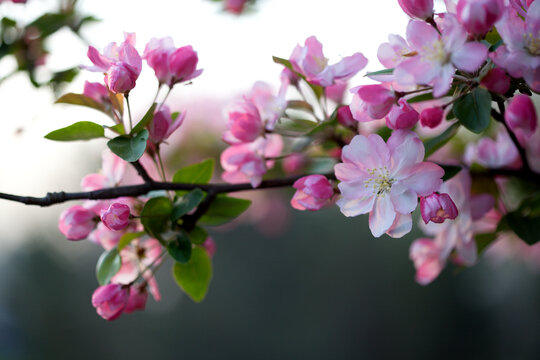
[
  {"xmin": 199, "ymin": 195, "xmax": 251, "ymax": 226},
  {"xmin": 172, "ymin": 189, "xmax": 205, "ymax": 221},
  {"xmin": 96, "ymin": 248, "xmax": 122, "ymax": 285},
  {"xmin": 441, "ymin": 165, "xmax": 462, "ymax": 182},
  {"xmin": 446, "ymin": 109, "xmax": 456, "ymax": 120},
  {"xmin": 173, "ymin": 159, "xmax": 214, "ymax": 185},
  {"xmin": 107, "ymin": 123, "xmax": 126, "ymax": 135},
  {"xmin": 287, "ymin": 100, "xmax": 314, "ymax": 112},
  {"xmin": 171, "ymin": 112, "xmax": 180, "ymax": 121},
  {"xmin": 189, "ymin": 226, "xmax": 208, "ymax": 245},
  {"xmin": 167, "ymin": 231, "xmax": 192, "ymax": 263},
  {"xmin": 44, "ymin": 121, "xmax": 105, "ymax": 141},
  {"xmin": 475, "ymin": 233, "xmax": 497, "ymax": 254},
  {"xmin": 454, "ymin": 88, "xmax": 492, "ymax": 134},
  {"xmin": 131, "ymin": 103, "xmax": 157, "ymax": 134},
  {"xmin": 172, "ymin": 247, "xmax": 212, "ymax": 302},
  {"xmin": 406, "ymin": 92, "xmax": 434, "ymax": 103},
  {"xmin": 272, "ymin": 56, "xmax": 323, "ymax": 98},
  {"xmin": 272, "ymin": 56, "xmax": 293, "ymax": 69},
  {"xmin": 107, "ymin": 129, "xmax": 149, "ymax": 162},
  {"xmin": 503, "ymin": 212, "xmax": 540, "ymax": 245},
  {"xmin": 424, "ymin": 122, "xmax": 460, "ymax": 158},
  {"xmin": 117, "ymin": 231, "xmax": 145, "ymax": 251},
  {"xmin": 364, "ymin": 68, "xmax": 394, "ymax": 77},
  {"xmin": 55, "ymin": 93, "xmax": 106, "ymax": 114},
  {"xmin": 376, "ymin": 126, "xmax": 392, "ymax": 142},
  {"xmin": 140, "ymin": 197, "xmax": 173, "ymax": 239},
  {"xmin": 275, "ymin": 118, "xmax": 317, "ymax": 133}
]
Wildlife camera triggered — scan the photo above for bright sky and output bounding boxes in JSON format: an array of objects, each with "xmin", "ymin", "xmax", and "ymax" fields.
[{"xmin": 0, "ymin": 0, "xmax": 414, "ymax": 251}]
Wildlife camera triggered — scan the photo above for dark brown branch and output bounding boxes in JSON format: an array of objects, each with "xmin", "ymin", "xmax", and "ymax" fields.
[
  {"xmin": 131, "ymin": 160, "xmax": 155, "ymax": 183},
  {"xmin": 0, "ymin": 173, "xmax": 337, "ymax": 207}
]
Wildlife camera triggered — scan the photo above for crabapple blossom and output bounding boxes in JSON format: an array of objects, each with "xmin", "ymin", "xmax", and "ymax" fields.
[
  {"xmin": 480, "ymin": 68, "xmax": 511, "ymax": 95},
  {"xmin": 58, "ymin": 205, "xmax": 96, "ymax": 241},
  {"xmin": 398, "ymin": 0, "xmax": 434, "ymax": 20},
  {"xmin": 84, "ymin": 33, "xmax": 142, "ymax": 94},
  {"xmin": 91, "ymin": 284, "xmax": 129, "ymax": 321},
  {"xmin": 101, "ymin": 203, "xmax": 130, "ymax": 231},
  {"xmin": 409, "ymin": 238, "xmax": 445, "ymax": 285},
  {"xmin": 124, "ymin": 284, "xmax": 148, "ymax": 314},
  {"xmin": 337, "ymin": 106, "xmax": 356, "ymax": 128},
  {"xmin": 505, "ymin": 94, "xmax": 537, "ymax": 143},
  {"xmin": 282, "ymin": 153, "xmax": 307, "ymax": 174},
  {"xmin": 81, "ymin": 150, "xmax": 126, "ymax": 191},
  {"xmin": 335, "ymin": 130, "xmax": 444, "ymax": 237},
  {"xmin": 394, "ymin": 14, "xmax": 488, "ymax": 97},
  {"xmin": 148, "ymin": 105, "xmax": 186, "ymax": 144},
  {"xmin": 223, "ymin": 99, "xmax": 263, "ymax": 144},
  {"xmin": 289, "ymin": 36, "xmax": 367, "ymax": 87},
  {"xmin": 385, "ymin": 98, "xmax": 419, "ymax": 130},
  {"xmin": 325, "ymin": 81, "xmax": 348, "ymax": 104},
  {"xmin": 290, "ymin": 175, "xmax": 334, "ymax": 211},
  {"xmin": 456, "ymin": 0, "xmax": 504, "ymax": 36},
  {"xmin": 419, "ymin": 106, "xmax": 444, "ymax": 128},
  {"xmin": 225, "ymin": 0, "xmax": 248, "ymax": 14},
  {"xmin": 420, "ymin": 192, "xmax": 458, "ymax": 224},
  {"xmin": 465, "ymin": 131, "xmax": 520, "ymax": 169},
  {"xmin": 83, "ymin": 81, "xmax": 109, "ymax": 104},
  {"xmin": 377, "ymin": 34, "xmax": 411, "ymax": 69},
  {"xmin": 349, "ymin": 84, "xmax": 395, "ymax": 122}
]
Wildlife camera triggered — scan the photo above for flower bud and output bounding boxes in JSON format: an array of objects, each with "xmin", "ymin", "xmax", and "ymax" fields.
[
  {"xmin": 91, "ymin": 284, "xmax": 129, "ymax": 321},
  {"xmin": 106, "ymin": 64, "xmax": 138, "ymax": 94},
  {"xmin": 354, "ymin": 84, "xmax": 395, "ymax": 120},
  {"xmin": 101, "ymin": 203, "xmax": 130, "ymax": 231},
  {"xmin": 203, "ymin": 237, "xmax": 217, "ymax": 258},
  {"xmin": 225, "ymin": 100, "xmax": 263, "ymax": 143},
  {"xmin": 124, "ymin": 284, "xmax": 148, "ymax": 314},
  {"xmin": 480, "ymin": 68, "xmax": 510, "ymax": 95},
  {"xmin": 505, "ymin": 94, "xmax": 537, "ymax": 142},
  {"xmin": 291, "ymin": 175, "xmax": 334, "ymax": 211},
  {"xmin": 337, "ymin": 105, "xmax": 356, "ymax": 128},
  {"xmin": 419, "ymin": 106, "xmax": 444, "ymax": 128},
  {"xmin": 456, "ymin": 0, "xmax": 504, "ymax": 36},
  {"xmin": 225, "ymin": 0, "xmax": 248, "ymax": 14},
  {"xmin": 58, "ymin": 205, "xmax": 96, "ymax": 240},
  {"xmin": 420, "ymin": 192, "xmax": 458, "ymax": 224},
  {"xmin": 169, "ymin": 46, "xmax": 200, "ymax": 84},
  {"xmin": 386, "ymin": 98, "xmax": 419, "ymax": 130},
  {"xmin": 149, "ymin": 105, "xmax": 186, "ymax": 144},
  {"xmin": 398, "ymin": 0, "xmax": 434, "ymax": 20}
]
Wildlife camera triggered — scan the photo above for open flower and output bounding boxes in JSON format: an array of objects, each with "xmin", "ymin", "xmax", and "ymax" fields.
[{"xmin": 335, "ymin": 130, "xmax": 444, "ymax": 237}]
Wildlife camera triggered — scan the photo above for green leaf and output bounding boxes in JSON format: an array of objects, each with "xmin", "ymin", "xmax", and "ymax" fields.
[
  {"xmin": 172, "ymin": 247, "xmax": 212, "ymax": 302},
  {"xmin": 28, "ymin": 12, "xmax": 70, "ymax": 37},
  {"xmin": 441, "ymin": 165, "xmax": 462, "ymax": 182},
  {"xmin": 475, "ymin": 233, "xmax": 497, "ymax": 254},
  {"xmin": 275, "ymin": 118, "xmax": 317, "ymax": 133},
  {"xmin": 199, "ymin": 195, "xmax": 251, "ymax": 226},
  {"xmin": 117, "ymin": 231, "xmax": 145, "ymax": 251},
  {"xmin": 107, "ymin": 129, "xmax": 149, "ymax": 162},
  {"xmin": 364, "ymin": 68, "xmax": 394, "ymax": 77},
  {"xmin": 167, "ymin": 231, "xmax": 192, "ymax": 263},
  {"xmin": 287, "ymin": 100, "xmax": 314, "ymax": 112},
  {"xmin": 173, "ymin": 159, "xmax": 214, "ymax": 185},
  {"xmin": 406, "ymin": 92, "xmax": 434, "ymax": 103},
  {"xmin": 131, "ymin": 103, "xmax": 157, "ymax": 134},
  {"xmin": 424, "ymin": 122, "xmax": 460, "ymax": 158},
  {"xmin": 107, "ymin": 123, "xmax": 126, "ymax": 135},
  {"xmin": 446, "ymin": 109, "xmax": 456, "ymax": 120},
  {"xmin": 55, "ymin": 93, "xmax": 106, "ymax": 114},
  {"xmin": 189, "ymin": 226, "xmax": 208, "ymax": 245},
  {"xmin": 172, "ymin": 189, "xmax": 205, "ymax": 221},
  {"xmin": 44, "ymin": 121, "xmax": 104, "ymax": 141},
  {"xmin": 140, "ymin": 197, "xmax": 173, "ymax": 239},
  {"xmin": 376, "ymin": 126, "xmax": 392, "ymax": 142},
  {"xmin": 272, "ymin": 56, "xmax": 293, "ymax": 69},
  {"xmin": 271, "ymin": 56, "xmax": 323, "ymax": 99},
  {"xmin": 503, "ymin": 212, "xmax": 540, "ymax": 245},
  {"xmin": 96, "ymin": 248, "xmax": 122, "ymax": 285},
  {"xmin": 171, "ymin": 112, "xmax": 180, "ymax": 121},
  {"xmin": 453, "ymin": 88, "xmax": 492, "ymax": 134}
]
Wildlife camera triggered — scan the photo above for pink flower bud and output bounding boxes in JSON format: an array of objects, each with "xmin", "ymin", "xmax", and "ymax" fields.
[
  {"xmin": 419, "ymin": 106, "xmax": 444, "ymax": 128},
  {"xmin": 58, "ymin": 205, "xmax": 96, "ymax": 240},
  {"xmin": 291, "ymin": 175, "xmax": 334, "ymax": 211},
  {"xmin": 106, "ymin": 63, "xmax": 138, "ymax": 94},
  {"xmin": 225, "ymin": 100, "xmax": 263, "ymax": 143},
  {"xmin": 398, "ymin": 0, "xmax": 434, "ymax": 20},
  {"xmin": 91, "ymin": 284, "xmax": 129, "ymax": 321},
  {"xmin": 124, "ymin": 284, "xmax": 148, "ymax": 314},
  {"xmin": 456, "ymin": 0, "xmax": 504, "ymax": 36},
  {"xmin": 337, "ymin": 106, "xmax": 356, "ymax": 128},
  {"xmin": 409, "ymin": 238, "xmax": 444, "ymax": 285},
  {"xmin": 505, "ymin": 94, "xmax": 537, "ymax": 142},
  {"xmin": 149, "ymin": 105, "xmax": 186, "ymax": 144},
  {"xmin": 480, "ymin": 68, "xmax": 510, "ymax": 94},
  {"xmin": 143, "ymin": 37, "xmax": 174, "ymax": 84},
  {"xmin": 83, "ymin": 81, "xmax": 109, "ymax": 104},
  {"xmin": 225, "ymin": 0, "xmax": 248, "ymax": 14},
  {"xmin": 386, "ymin": 98, "xmax": 419, "ymax": 129},
  {"xmin": 354, "ymin": 84, "xmax": 395, "ymax": 120},
  {"xmin": 101, "ymin": 203, "xmax": 130, "ymax": 231},
  {"xmin": 420, "ymin": 192, "xmax": 458, "ymax": 224},
  {"xmin": 203, "ymin": 237, "xmax": 217, "ymax": 258},
  {"xmin": 169, "ymin": 46, "xmax": 200, "ymax": 84}
]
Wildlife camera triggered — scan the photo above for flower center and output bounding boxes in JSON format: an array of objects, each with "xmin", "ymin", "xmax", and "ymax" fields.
[
  {"xmin": 525, "ymin": 32, "xmax": 540, "ymax": 56},
  {"xmin": 422, "ymin": 40, "xmax": 448, "ymax": 64},
  {"xmin": 364, "ymin": 167, "xmax": 395, "ymax": 197}
]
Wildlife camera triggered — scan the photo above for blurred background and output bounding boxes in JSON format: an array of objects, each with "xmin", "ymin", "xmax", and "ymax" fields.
[{"xmin": 1, "ymin": 0, "xmax": 540, "ymax": 358}]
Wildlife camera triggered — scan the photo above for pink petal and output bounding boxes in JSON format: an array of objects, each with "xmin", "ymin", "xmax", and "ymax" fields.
[
  {"xmin": 386, "ymin": 213, "xmax": 412, "ymax": 238},
  {"xmin": 451, "ymin": 42, "xmax": 488, "ymax": 72},
  {"xmin": 369, "ymin": 195, "xmax": 396, "ymax": 237},
  {"xmin": 399, "ymin": 162, "xmax": 444, "ymax": 196}
]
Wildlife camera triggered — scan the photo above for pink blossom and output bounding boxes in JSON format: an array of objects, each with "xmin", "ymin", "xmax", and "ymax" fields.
[
  {"xmin": 337, "ymin": 106, "xmax": 356, "ymax": 128},
  {"xmin": 221, "ymin": 135, "xmax": 283, "ymax": 187},
  {"xmin": 290, "ymin": 175, "xmax": 334, "ymax": 211},
  {"xmin": 394, "ymin": 14, "xmax": 488, "ymax": 97},
  {"xmin": 480, "ymin": 68, "xmax": 510, "ymax": 94},
  {"xmin": 88, "ymin": 223, "xmax": 124, "ymax": 250},
  {"xmin": 83, "ymin": 81, "xmax": 109, "ymax": 104},
  {"xmin": 490, "ymin": 2, "xmax": 540, "ymax": 92},
  {"xmin": 246, "ymin": 82, "xmax": 287, "ymax": 131},
  {"xmin": 84, "ymin": 33, "xmax": 142, "ymax": 94},
  {"xmin": 58, "ymin": 205, "xmax": 96, "ymax": 241},
  {"xmin": 419, "ymin": 106, "xmax": 444, "ymax": 128},
  {"xmin": 124, "ymin": 284, "xmax": 148, "ymax": 314},
  {"xmin": 386, "ymin": 98, "xmax": 419, "ymax": 129},
  {"xmin": 225, "ymin": 0, "xmax": 247, "ymax": 14},
  {"xmin": 465, "ymin": 131, "xmax": 520, "ymax": 168},
  {"xmin": 101, "ymin": 203, "xmax": 130, "ymax": 231},
  {"xmin": 349, "ymin": 84, "xmax": 395, "ymax": 122},
  {"xmin": 143, "ymin": 37, "xmax": 203, "ymax": 87},
  {"xmin": 335, "ymin": 130, "xmax": 444, "ymax": 237},
  {"xmin": 81, "ymin": 150, "xmax": 126, "ymax": 191},
  {"xmin": 223, "ymin": 99, "xmax": 263, "ymax": 144},
  {"xmin": 289, "ymin": 36, "xmax": 367, "ymax": 87},
  {"xmin": 456, "ymin": 0, "xmax": 504, "ymax": 36},
  {"xmin": 282, "ymin": 153, "xmax": 307, "ymax": 174},
  {"xmin": 378, "ymin": 34, "xmax": 412, "ymax": 69},
  {"xmin": 203, "ymin": 237, "xmax": 217, "ymax": 258},
  {"xmin": 505, "ymin": 94, "xmax": 537, "ymax": 143},
  {"xmin": 325, "ymin": 81, "xmax": 348, "ymax": 103},
  {"xmin": 91, "ymin": 284, "xmax": 129, "ymax": 321},
  {"xmin": 398, "ymin": 0, "xmax": 434, "ymax": 20},
  {"xmin": 409, "ymin": 238, "xmax": 445, "ymax": 285},
  {"xmin": 420, "ymin": 192, "xmax": 458, "ymax": 224},
  {"xmin": 148, "ymin": 105, "xmax": 186, "ymax": 144}
]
